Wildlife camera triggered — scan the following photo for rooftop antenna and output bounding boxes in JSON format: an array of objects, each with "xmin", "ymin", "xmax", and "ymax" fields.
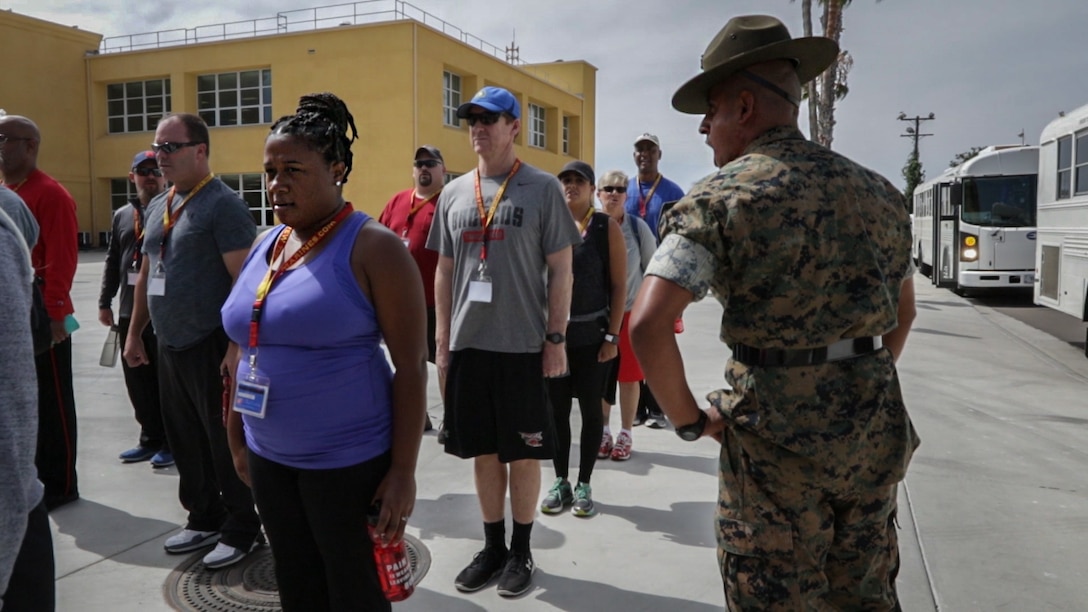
[
  {"xmin": 1017, "ymin": 129, "xmax": 1025, "ymax": 146},
  {"xmin": 505, "ymin": 28, "xmax": 519, "ymax": 64}
]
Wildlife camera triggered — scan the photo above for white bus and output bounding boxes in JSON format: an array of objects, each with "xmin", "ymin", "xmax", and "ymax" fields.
[
  {"xmin": 1035, "ymin": 103, "xmax": 1088, "ymax": 334},
  {"xmin": 912, "ymin": 145, "xmax": 1038, "ymax": 293}
]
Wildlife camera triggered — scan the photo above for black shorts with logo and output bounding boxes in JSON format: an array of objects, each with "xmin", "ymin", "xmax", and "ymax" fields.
[{"xmin": 443, "ymin": 348, "xmax": 554, "ymax": 463}]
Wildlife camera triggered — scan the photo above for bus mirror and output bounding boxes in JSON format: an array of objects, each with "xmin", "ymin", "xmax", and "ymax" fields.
[{"xmin": 950, "ymin": 183, "xmax": 963, "ymax": 206}]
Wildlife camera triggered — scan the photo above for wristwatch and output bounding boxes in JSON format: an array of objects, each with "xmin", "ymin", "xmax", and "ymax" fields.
[
  {"xmin": 604, "ymin": 333, "xmax": 619, "ymax": 345},
  {"xmin": 675, "ymin": 410, "xmax": 708, "ymax": 442},
  {"xmin": 545, "ymin": 332, "xmax": 566, "ymax": 345}
]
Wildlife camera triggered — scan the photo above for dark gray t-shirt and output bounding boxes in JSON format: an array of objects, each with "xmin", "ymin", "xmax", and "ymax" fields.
[
  {"xmin": 427, "ymin": 163, "xmax": 580, "ymax": 353},
  {"xmin": 142, "ymin": 178, "xmax": 256, "ymax": 349}
]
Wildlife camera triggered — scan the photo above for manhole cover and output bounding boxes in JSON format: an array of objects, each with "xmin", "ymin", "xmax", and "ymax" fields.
[{"xmin": 164, "ymin": 534, "xmax": 431, "ymax": 610}]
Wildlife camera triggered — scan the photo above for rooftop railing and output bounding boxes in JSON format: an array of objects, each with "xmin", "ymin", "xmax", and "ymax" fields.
[{"xmin": 98, "ymin": 0, "xmax": 524, "ymax": 66}]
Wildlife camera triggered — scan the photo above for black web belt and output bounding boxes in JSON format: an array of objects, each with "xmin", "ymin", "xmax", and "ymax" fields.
[{"xmin": 731, "ymin": 337, "xmax": 883, "ymax": 368}]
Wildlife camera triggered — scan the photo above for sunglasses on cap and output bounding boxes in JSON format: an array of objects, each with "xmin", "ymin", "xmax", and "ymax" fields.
[
  {"xmin": 599, "ymin": 186, "xmax": 627, "ymax": 194},
  {"xmin": 150, "ymin": 141, "xmax": 200, "ymax": 155},
  {"xmin": 134, "ymin": 167, "xmax": 163, "ymax": 177},
  {"xmin": 466, "ymin": 112, "xmax": 503, "ymax": 127},
  {"xmin": 414, "ymin": 159, "xmax": 441, "ymax": 169}
]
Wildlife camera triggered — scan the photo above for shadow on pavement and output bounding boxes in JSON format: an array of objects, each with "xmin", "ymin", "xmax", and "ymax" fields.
[
  {"xmin": 49, "ymin": 498, "xmax": 182, "ymax": 569},
  {"xmin": 531, "ymin": 571, "xmax": 724, "ymax": 612}
]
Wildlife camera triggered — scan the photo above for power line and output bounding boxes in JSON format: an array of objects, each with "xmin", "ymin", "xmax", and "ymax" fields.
[{"xmin": 897, "ymin": 112, "xmax": 935, "ymax": 159}]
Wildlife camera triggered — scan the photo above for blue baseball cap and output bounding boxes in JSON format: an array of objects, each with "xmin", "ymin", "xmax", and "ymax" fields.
[
  {"xmin": 456, "ymin": 86, "xmax": 521, "ymax": 120},
  {"xmin": 131, "ymin": 150, "xmax": 157, "ymax": 169}
]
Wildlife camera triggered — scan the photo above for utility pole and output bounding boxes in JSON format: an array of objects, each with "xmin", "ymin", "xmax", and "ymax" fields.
[{"xmin": 898, "ymin": 112, "xmax": 936, "ymax": 158}]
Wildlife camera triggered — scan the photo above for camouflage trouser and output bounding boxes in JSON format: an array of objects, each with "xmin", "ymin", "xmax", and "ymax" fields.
[{"xmin": 716, "ymin": 424, "xmax": 901, "ymax": 611}]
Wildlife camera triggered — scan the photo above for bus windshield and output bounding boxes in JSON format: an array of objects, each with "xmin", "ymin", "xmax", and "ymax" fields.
[{"xmin": 961, "ymin": 175, "xmax": 1037, "ymax": 227}]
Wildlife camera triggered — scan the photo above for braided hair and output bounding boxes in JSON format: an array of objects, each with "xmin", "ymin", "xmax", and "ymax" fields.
[{"xmin": 269, "ymin": 92, "xmax": 358, "ymax": 184}]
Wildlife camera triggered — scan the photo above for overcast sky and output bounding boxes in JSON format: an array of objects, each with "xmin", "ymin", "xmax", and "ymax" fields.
[{"xmin": 9, "ymin": 0, "xmax": 1088, "ymax": 193}]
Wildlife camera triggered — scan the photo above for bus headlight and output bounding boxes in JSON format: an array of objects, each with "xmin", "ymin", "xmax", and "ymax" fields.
[{"xmin": 961, "ymin": 233, "xmax": 979, "ymax": 262}]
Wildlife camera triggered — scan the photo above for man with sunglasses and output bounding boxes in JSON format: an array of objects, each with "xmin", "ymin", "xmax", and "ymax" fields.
[
  {"xmin": 428, "ymin": 86, "xmax": 580, "ymax": 598},
  {"xmin": 99, "ymin": 151, "xmax": 171, "ymax": 469},
  {"xmin": 123, "ymin": 114, "xmax": 260, "ymax": 570},
  {"xmin": 0, "ymin": 114, "xmax": 80, "ymax": 512},
  {"xmin": 379, "ymin": 145, "xmax": 445, "ymax": 433}
]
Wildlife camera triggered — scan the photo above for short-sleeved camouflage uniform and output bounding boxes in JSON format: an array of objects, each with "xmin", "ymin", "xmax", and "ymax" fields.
[{"xmin": 646, "ymin": 126, "xmax": 920, "ymax": 610}]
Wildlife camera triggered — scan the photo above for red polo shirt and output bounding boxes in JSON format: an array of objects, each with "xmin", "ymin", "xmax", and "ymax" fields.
[
  {"xmin": 8, "ymin": 168, "xmax": 78, "ymax": 320},
  {"xmin": 378, "ymin": 188, "xmax": 439, "ymax": 307}
]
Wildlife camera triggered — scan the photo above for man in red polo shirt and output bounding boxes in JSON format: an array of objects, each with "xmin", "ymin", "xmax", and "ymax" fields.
[
  {"xmin": 0, "ymin": 114, "xmax": 80, "ymax": 511},
  {"xmin": 379, "ymin": 145, "xmax": 445, "ymax": 432}
]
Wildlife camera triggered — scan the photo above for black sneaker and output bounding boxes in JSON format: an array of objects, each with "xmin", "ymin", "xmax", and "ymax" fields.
[
  {"xmin": 437, "ymin": 422, "xmax": 449, "ymax": 444},
  {"xmin": 497, "ymin": 551, "xmax": 534, "ymax": 598},
  {"xmin": 454, "ymin": 547, "xmax": 507, "ymax": 592}
]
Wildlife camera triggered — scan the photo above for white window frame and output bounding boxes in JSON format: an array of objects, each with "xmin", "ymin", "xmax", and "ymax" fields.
[
  {"xmin": 1075, "ymin": 131, "xmax": 1088, "ymax": 196},
  {"xmin": 529, "ymin": 103, "xmax": 546, "ymax": 149},
  {"xmin": 443, "ymin": 71, "xmax": 462, "ymax": 128},
  {"xmin": 220, "ymin": 173, "xmax": 271, "ymax": 227},
  {"xmin": 1057, "ymin": 135, "xmax": 1073, "ymax": 200},
  {"xmin": 562, "ymin": 116, "xmax": 570, "ymax": 155},
  {"xmin": 197, "ymin": 69, "xmax": 272, "ymax": 128},
  {"xmin": 109, "ymin": 178, "xmax": 136, "ymax": 211},
  {"xmin": 106, "ymin": 78, "xmax": 172, "ymax": 134}
]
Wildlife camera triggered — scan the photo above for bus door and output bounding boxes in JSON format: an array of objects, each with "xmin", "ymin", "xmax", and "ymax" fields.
[{"xmin": 934, "ymin": 182, "xmax": 960, "ymax": 288}]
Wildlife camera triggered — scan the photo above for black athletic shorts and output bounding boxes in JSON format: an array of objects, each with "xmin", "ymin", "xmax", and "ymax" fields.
[
  {"xmin": 426, "ymin": 307, "xmax": 436, "ymax": 364},
  {"xmin": 443, "ymin": 348, "xmax": 554, "ymax": 462}
]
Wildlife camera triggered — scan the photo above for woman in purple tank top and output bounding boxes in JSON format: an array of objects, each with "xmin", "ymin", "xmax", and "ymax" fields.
[{"xmin": 221, "ymin": 93, "xmax": 428, "ymax": 611}]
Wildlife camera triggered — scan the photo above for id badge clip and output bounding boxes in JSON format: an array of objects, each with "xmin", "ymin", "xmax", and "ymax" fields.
[
  {"xmin": 233, "ymin": 349, "xmax": 270, "ymax": 418},
  {"xmin": 468, "ymin": 260, "xmax": 492, "ymax": 303},
  {"xmin": 127, "ymin": 263, "xmax": 139, "ymax": 286},
  {"xmin": 148, "ymin": 262, "xmax": 166, "ymax": 296}
]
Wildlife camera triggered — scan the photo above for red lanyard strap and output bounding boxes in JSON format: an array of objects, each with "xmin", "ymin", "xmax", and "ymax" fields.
[
  {"xmin": 638, "ymin": 174, "xmax": 662, "ymax": 218},
  {"xmin": 402, "ymin": 190, "xmax": 441, "ymax": 236},
  {"xmin": 473, "ymin": 159, "xmax": 521, "ymax": 262},
  {"xmin": 247, "ymin": 203, "xmax": 354, "ymax": 349}
]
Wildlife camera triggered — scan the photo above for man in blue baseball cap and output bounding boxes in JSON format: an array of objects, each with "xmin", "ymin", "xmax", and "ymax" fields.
[
  {"xmin": 429, "ymin": 85, "xmax": 580, "ymax": 598},
  {"xmin": 99, "ymin": 151, "xmax": 171, "ymax": 468}
]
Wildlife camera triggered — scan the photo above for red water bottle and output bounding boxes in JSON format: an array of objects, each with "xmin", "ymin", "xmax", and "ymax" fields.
[{"xmin": 368, "ymin": 503, "xmax": 414, "ymax": 602}]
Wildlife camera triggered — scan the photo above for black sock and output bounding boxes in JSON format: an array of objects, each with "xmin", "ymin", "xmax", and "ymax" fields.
[
  {"xmin": 484, "ymin": 520, "xmax": 506, "ymax": 552},
  {"xmin": 510, "ymin": 520, "xmax": 533, "ymax": 554}
]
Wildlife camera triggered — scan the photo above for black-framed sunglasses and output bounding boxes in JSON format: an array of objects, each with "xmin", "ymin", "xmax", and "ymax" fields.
[
  {"xmin": 466, "ymin": 112, "xmax": 503, "ymax": 127},
  {"xmin": 600, "ymin": 186, "xmax": 627, "ymax": 194},
  {"xmin": 134, "ymin": 167, "xmax": 163, "ymax": 177},
  {"xmin": 150, "ymin": 141, "xmax": 200, "ymax": 155},
  {"xmin": 414, "ymin": 159, "xmax": 441, "ymax": 169}
]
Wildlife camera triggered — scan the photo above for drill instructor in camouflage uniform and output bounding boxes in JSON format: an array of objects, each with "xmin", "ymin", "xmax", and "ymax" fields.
[{"xmin": 630, "ymin": 15, "xmax": 919, "ymax": 610}]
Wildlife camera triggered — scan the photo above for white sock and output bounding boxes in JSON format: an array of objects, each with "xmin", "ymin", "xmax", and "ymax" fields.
[
  {"xmin": 602, "ymin": 425, "xmax": 611, "ymax": 437},
  {"xmin": 620, "ymin": 428, "xmax": 632, "ymax": 438}
]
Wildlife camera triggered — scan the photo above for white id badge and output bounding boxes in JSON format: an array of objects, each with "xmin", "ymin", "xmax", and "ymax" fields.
[
  {"xmin": 148, "ymin": 272, "xmax": 166, "ymax": 296},
  {"xmin": 127, "ymin": 271, "xmax": 139, "ymax": 286},
  {"xmin": 233, "ymin": 374, "xmax": 270, "ymax": 418},
  {"xmin": 468, "ymin": 279, "xmax": 492, "ymax": 303},
  {"xmin": 402, "ymin": 238, "xmax": 411, "ymax": 248}
]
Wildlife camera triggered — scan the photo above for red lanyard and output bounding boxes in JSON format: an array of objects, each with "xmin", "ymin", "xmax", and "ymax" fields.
[
  {"xmin": 402, "ymin": 190, "xmax": 440, "ymax": 237},
  {"xmin": 473, "ymin": 159, "xmax": 521, "ymax": 261},
  {"xmin": 247, "ymin": 203, "xmax": 354, "ymax": 349},
  {"xmin": 131, "ymin": 205, "xmax": 145, "ymax": 270},
  {"xmin": 159, "ymin": 174, "xmax": 214, "ymax": 258},
  {"xmin": 638, "ymin": 174, "xmax": 662, "ymax": 218},
  {"xmin": 4, "ymin": 179, "xmax": 26, "ymax": 193}
]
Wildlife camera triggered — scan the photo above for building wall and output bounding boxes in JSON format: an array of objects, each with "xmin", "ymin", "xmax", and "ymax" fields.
[
  {"xmin": 5, "ymin": 12, "xmax": 595, "ymax": 242},
  {"xmin": 0, "ymin": 11, "xmax": 101, "ymax": 234}
]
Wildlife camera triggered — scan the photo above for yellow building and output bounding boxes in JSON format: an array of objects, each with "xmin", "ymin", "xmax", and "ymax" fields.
[{"xmin": 1, "ymin": 3, "xmax": 596, "ymax": 244}]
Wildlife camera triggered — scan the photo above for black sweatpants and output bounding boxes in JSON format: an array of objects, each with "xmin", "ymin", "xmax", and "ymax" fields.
[
  {"xmin": 117, "ymin": 317, "xmax": 167, "ymax": 451},
  {"xmin": 2, "ymin": 500, "xmax": 55, "ymax": 611},
  {"xmin": 158, "ymin": 328, "xmax": 260, "ymax": 549},
  {"xmin": 248, "ymin": 450, "xmax": 392, "ymax": 612},
  {"xmin": 35, "ymin": 338, "xmax": 77, "ymax": 506},
  {"xmin": 547, "ymin": 343, "xmax": 608, "ymax": 484}
]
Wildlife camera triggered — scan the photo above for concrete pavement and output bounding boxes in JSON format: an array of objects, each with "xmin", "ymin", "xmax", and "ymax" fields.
[{"xmin": 44, "ymin": 251, "xmax": 1088, "ymax": 610}]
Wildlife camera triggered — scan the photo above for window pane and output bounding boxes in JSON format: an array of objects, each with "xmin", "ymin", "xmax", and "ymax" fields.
[
  {"xmin": 220, "ymin": 174, "xmax": 239, "ymax": 190},
  {"xmin": 220, "ymin": 109, "xmax": 238, "ymax": 126},
  {"xmin": 197, "ymin": 74, "xmax": 216, "ymax": 91},
  {"xmin": 198, "ymin": 92, "xmax": 217, "ymax": 110},
  {"xmin": 147, "ymin": 115, "xmax": 162, "ymax": 131},
  {"xmin": 125, "ymin": 81, "xmax": 143, "ymax": 97},
  {"xmin": 146, "ymin": 97, "xmax": 163, "ymax": 113},
  {"xmin": 240, "ymin": 107, "xmax": 259, "ymax": 125},
  {"xmin": 108, "ymin": 117, "xmax": 125, "ymax": 133},
  {"xmin": 218, "ymin": 73, "xmax": 237, "ymax": 89},
  {"xmin": 262, "ymin": 86, "xmax": 271, "ymax": 104},
  {"xmin": 165, "ymin": 79, "xmax": 172, "ymax": 94},
  {"xmin": 243, "ymin": 174, "xmax": 263, "ymax": 191},
  {"xmin": 1076, "ymin": 166, "xmax": 1088, "ymax": 195},
  {"xmin": 1058, "ymin": 136, "xmax": 1072, "ymax": 169},
  {"xmin": 199, "ymin": 110, "xmax": 216, "ymax": 126},
  {"xmin": 240, "ymin": 88, "xmax": 260, "ymax": 106},
  {"xmin": 219, "ymin": 90, "xmax": 238, "ymax": 108},
  {"xmin": 1058, "ymin": 169, "xmax": 1071, "ymax": 199},
  {"xmin": 127, "ymin": 98, "xmax": 144, "ymax": 114},
  {"xmin": 146, "ymin": 79, "xmax": 163, "ymax": 96},
  {"xmin": 108, "ymin": 100, "xmax": 125, "ymax": 116},
  {"xmin": 262, "ymin": 69, "xmax": 271, "ymax": 86},
  {"xmin": 244, "ymin": 192, "xmax": 263, "ymax": 209},
  {"xmin": 127, "ymin": 116, "xmax": 144, "ymax": 132},
  {"xmin": 263, "ymin": 107, "xmax": 272, "ymax": 124},
  {"xmin": 1076, "ymin": 133, "xmax": 1088, "ymax": 166},
  {"xmin": 107, "ymin": 83, "xmax": 124, "ymax": 100},
  {"xmin": 240, "ymin": 70, "xmax": 259, "ymax": 88}
]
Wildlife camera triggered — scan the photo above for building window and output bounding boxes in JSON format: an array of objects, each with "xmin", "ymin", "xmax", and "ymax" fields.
[
  {"xmin": 107, "ymin": 78, "xmax": 171, "ymax": 134},
  {"xmin": 1057, "ymin": 135, "xmax": 1072, "ymax": 200},
  {"xmin": 562, "ymin": 116, "xmax": 570, "ymax": 155},
  {"xmin": 1075, "ymin": 131, "xmax": 1088, "ymax": 196},
  {"xmin": 444, "ymin": 172, "xmax": 462, "ymax": 185},
  {"xmin": 197, "ymin": 69, "xmax": 272, "ymax": 128},
  {"xmin": 529, "ymin": 104, "xmax": 545, "ymax": 149},
  {"xmin": 109, "ymin": 178, "xmax": 136, "ymax": 211},
  {"xmin": 220, "ymin": 173, "xmax": 271, "ymax": 226},
  {"xmin": 444, "ymin": 71, "xmax": 462, "ymax": 128}
]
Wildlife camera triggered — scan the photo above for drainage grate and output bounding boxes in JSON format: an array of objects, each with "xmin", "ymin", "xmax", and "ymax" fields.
[{"xmin": 164, "ymin": 534, "xmax": 431, "ymax": 610}]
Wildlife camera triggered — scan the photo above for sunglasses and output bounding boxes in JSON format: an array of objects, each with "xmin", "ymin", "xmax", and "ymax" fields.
[
  {"xmin": 414, "ymin": 159, "xmax": 441, "ymax": 169},
  {"xmin": 599, "ymin": 186, "xmax": 627, "ymax": 194},
  {"xmin": 466, "ymin": 112, "xmax": 503, "ymax": 127},
  {"xmin": 150, "ymin": 141, "xmax": 201, "ymax": 155},
  {"xmin": 134, "ymin": 167, "xmax": 163, "ymax": 177}
]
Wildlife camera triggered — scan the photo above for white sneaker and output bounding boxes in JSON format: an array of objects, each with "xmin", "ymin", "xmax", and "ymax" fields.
[
  {"xmin": 203, "ymin": 542, "xmax": 248, "ymax": 569},
  {"xmin": 163, "ymin": 529, "xmax": 219, "ymax": 554}
]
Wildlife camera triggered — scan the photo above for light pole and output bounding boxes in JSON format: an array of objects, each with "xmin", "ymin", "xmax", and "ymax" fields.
[{"xmin": 898, "ymin": 112, "xmax": 935, "ymax": 159}]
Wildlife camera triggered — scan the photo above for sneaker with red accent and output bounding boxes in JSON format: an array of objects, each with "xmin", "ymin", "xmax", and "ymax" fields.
[
  {"xmin": 611, "ymin": 431, "xmax": 632, "ymax": 461},
  {"xmin": 597, "ymin": 432, "xmax": 614, "ymax": 459}
]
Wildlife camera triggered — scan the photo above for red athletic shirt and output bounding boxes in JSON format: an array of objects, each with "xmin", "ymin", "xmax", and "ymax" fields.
[
  {"xmin": 8, "ymin": 168, "xmax": 78, "ymax": 320},
  {"xmin": 378, "ymin": 188, "xmax": 439, "ymax": 307}
]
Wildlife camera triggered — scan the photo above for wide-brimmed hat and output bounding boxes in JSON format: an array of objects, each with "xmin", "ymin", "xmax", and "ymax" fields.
[{"xmin": 672, "ymin": 15, "xmax": 839, "ymax": 114}]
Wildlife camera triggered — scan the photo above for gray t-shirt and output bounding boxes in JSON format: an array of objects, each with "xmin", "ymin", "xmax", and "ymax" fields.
[
  {"xmin": 0, "ymin": 185, "xmax": 38, "ymax": 248},
  {"xmin": 427, "ymin": 163, "xmax": 580, "ymax": 353},
  {"xmin": 142, "ymin": 178, "xmax": 256, "ymax": 349},
  {"xmin": 620, "ymin": 213, "xmax": 657, "ymax": 311}
]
